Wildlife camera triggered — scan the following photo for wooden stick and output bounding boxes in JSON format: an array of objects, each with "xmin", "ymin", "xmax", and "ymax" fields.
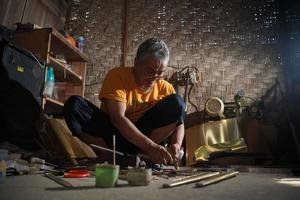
[
  {"xmin": 163, "ymin": 172, "xmax": 220, "ymax": 188},
  {"xmin": 90, "ymin": 144, "xmax": 125, "ymax": 156},
  {"xmin": 113, "ymin": 135, "xmax": 116, "ymax": 166},
  {"xmin": 195, "ymin": 171, "xmax": 239, "ymax": 187}
]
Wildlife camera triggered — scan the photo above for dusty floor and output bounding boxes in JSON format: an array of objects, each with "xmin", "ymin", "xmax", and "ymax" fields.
[{"xmin": 1, "ymin": 172, "xmax": 300, "ymax": 200}]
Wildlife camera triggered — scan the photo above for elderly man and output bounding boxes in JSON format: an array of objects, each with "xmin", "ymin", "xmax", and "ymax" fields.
[{"xmin": 63, "ymin": 38, "xmax": 186, "ymax": 165}]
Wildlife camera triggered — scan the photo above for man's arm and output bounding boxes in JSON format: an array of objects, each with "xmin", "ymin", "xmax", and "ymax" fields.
[
  {"xmin": 104, "ymin": 99, "xmax": 173, "ymax": 165},
  {"xmin": 170, "ymin": 123, "xmax": 185, "ymax": 159}
]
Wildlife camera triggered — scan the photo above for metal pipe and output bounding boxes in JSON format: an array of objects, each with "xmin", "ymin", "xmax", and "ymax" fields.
[
  {"xmin": 195, "ymin": 171, "xmax": 239, "ymax": 187},
  {"xmin": 44, "ymin": 173, "xmax": 73, "ymax": 188},
  {"xmin": 90, "ymin": 144, "xmax": 125, "ymax": 156},
  {"xmin": 163, "ymin": 172, "xmax": 220, "ymax": 188}
]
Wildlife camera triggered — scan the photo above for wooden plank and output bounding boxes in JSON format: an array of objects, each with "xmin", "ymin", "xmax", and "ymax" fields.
[
  {"xmin": 21, "ymin": 0, "xmax": 67, "ymax": 29},
  {"xmin": 21, "ymin": 0, "xmax": 46, "ymax": 27},
  {"xmin": 44, "ymin": 97, "xmax": 64, "ymax": 106},
  {"xmin": 41, "ymin": 0, "xmax": 66, "ymax": 18},
  {"xmin": 14, "ymin": 29, "xmax": 51, "ymax": 60},
  {"xmin": 44, "ymin": 97, "xmax": 64, "ymax": 114},
  {"xmin": 82, "ymin": 62, "xmax": 87, "ymax": 97},
  {"xmin": 68, "ymin": 62, "xmax": 86, "ymax": 78}
]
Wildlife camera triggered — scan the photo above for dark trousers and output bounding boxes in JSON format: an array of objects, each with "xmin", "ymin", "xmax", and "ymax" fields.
[{"xmin": 63, "ymin": 94, "xmax": 186, "ymax": 154}]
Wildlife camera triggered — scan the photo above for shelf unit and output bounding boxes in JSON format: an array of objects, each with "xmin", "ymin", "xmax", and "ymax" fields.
[{"xmin": 14, "ymin": 28, "xmax": 88, "ymax": 114}]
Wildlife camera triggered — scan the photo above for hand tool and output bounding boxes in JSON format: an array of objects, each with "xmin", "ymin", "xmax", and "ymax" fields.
[
  {"xmin": 195, "ymin": 171, "xmax": 239, "ymax": 187},
  {"xmin": 166, "ymin": 146, "xmax": 184, "ymax": 170},
  {"xmin": 44, "ymin": 172, "xmax": 73, "ymax": 188},
  {"xmin": 195, "ymin": 166, "xmax": 234, "ymax": 172},
  {"xmin": 174, "ymin": 159, "xmax": 179, "ymax": 170},
  {"xmin": 162, "ymin": 171, "xmax": 220, "ymax": 188},
  {"xmin": 174, "ymin": 149, "xmax": 185, "ymax": 170}
]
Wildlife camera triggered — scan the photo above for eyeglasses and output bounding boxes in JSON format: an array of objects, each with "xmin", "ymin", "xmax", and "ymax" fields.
[{"xmin": 143, "ymin": 67, "xmax": 166, "ymax": 78}]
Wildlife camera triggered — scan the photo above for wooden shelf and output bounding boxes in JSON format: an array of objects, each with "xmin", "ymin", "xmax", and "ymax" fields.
[
  {"xmin": 44, "ymin": 97, "xmax": 64, "ymax": 114},
  {"xmin": 44, "ymin": 97, "xmax": 64, "ymax": 106},
  {"xmin": 50, "ymin": 28, "xmax": 89, "ymax": 62},
  {"xmin": 14, "ymin": 27, "xmax": 88, "ymax": 114},
  {"xmin": 49, "ymin": 56, "xmax": 82, "ymax": 85}
]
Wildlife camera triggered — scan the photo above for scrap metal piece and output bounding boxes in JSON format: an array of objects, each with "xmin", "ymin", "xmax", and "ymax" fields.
[
  {"xmin": 193, "ymin": 118, "xmax": 248, "ymax": 162},
  {"xmin": 195, "ymin": 171, "xmax": 239, "ymax": 187},
  {"xmin": 194, "ymin": 138, "xmax": 247, "ymax": 161},
  {"xmin": 162, "ymin": 172, "xmax": 220, "ymax": 188}
]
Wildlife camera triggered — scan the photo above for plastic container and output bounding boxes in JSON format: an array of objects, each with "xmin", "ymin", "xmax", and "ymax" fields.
[
  {"xmin": 78, "ymin": 36, "xmax": 85, "ymax": 53},
  {"xmin": 66, "ymin": 34, "xmax": 76, "ymax": 47},
  {"xmin": 44, "ymin": 67, "xmax": 55, "ymax": 98},
  {"xmin": 127, "ymin": 168, "xmax": 152, "ymax": 186},
  {"xmin": 95, "ymin": 164, "xmax": 119, "ymax": 187}
]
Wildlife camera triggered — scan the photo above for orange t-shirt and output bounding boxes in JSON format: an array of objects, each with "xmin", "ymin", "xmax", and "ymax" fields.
[{"xmin": 99, "ymin": 67, "xmax": 175, "ymax": 122}]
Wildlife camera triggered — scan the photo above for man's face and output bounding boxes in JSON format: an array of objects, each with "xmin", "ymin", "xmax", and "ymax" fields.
[{"xmin": 134, "ymin": 56, "xmax": 168, "ymax": 92}]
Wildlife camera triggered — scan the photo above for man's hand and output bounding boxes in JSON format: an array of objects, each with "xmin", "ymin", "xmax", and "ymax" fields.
[
  {"xmin": 167, "ymin": 143, "xmax": 183, "ymax": 170},
  {"xmin": 169, "ymin": 143, "xmax": 181, "ymax": 160},
  {"xmin": 146, "ymin": 143, "xmax": 173, "ymax": 165}
]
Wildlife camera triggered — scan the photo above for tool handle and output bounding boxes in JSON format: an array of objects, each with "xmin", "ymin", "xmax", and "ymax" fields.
[{"xmin": 196, "ymin": 171, "xmax": 239, "ymax": 187}]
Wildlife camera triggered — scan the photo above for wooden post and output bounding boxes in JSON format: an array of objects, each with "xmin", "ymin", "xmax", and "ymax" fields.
[{"xmin": 121, "ymin": 0, "xmax": 128, "ymax": 67}]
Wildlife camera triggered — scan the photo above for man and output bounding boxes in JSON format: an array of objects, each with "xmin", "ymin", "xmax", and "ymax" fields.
[{"xmin": 63, "ymin": 38, "xmax": 186, "ymax": 165}]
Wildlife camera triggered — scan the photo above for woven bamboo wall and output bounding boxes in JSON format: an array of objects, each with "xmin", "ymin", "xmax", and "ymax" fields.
[{"xmin": 68, "ymin": 0, "xmax": 282, "ymax": 113}]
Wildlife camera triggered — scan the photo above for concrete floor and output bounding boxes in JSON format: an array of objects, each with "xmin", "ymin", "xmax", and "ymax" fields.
[{"xmin": 1, "ymin": 172, "xmax": 300, "ymax": 200}]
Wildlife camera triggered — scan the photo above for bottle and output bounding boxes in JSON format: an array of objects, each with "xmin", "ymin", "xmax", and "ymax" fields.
[
  {"xmin": 78, "ymin": 36, "xmax": 85, "ymax": 53},
  {"xmin": 44, "ymin": 67, "xmax": 55, "ymax": 98}
]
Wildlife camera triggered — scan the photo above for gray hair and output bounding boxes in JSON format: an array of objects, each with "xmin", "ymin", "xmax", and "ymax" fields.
[{"xmin": 135, "ymin": 38, "xmax": 169, "ymax": 62}]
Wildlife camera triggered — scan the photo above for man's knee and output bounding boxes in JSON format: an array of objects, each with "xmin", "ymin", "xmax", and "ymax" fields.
[
  {"xmin": 63, "ymin": 95, "xmax": 85, "ymax": 115},
  {"xmin": 166, "ymin": 94, "xmax": 186, "ymax": 117}
]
